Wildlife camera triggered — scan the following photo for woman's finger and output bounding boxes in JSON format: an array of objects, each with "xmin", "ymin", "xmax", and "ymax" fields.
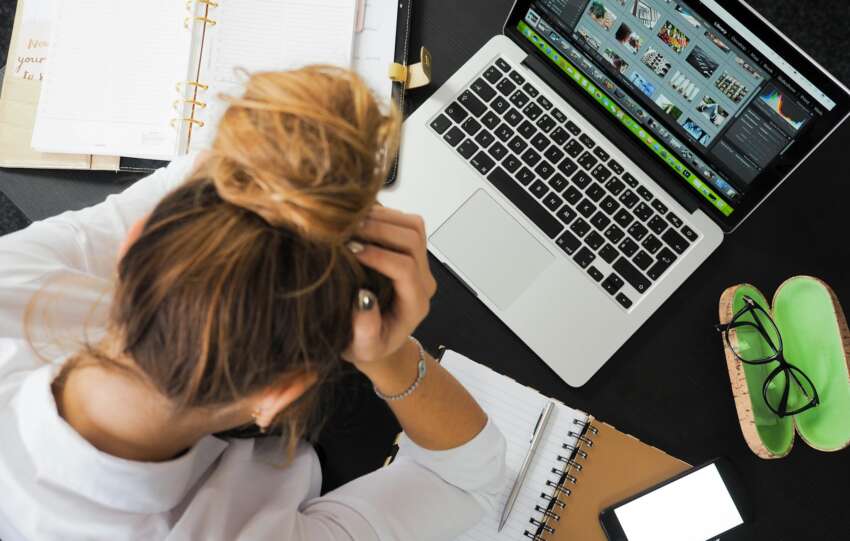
[
  {"xmin": 368, "ymin": 206, "xmax": 427, "ymax": 239},
  {"xmin": 354, "ymin": 244, "xmax": 430, "ymax": 319},
  {"xmin": 342, "ymin": 292, "xmax": 385, "ymax": 363},
  {"xmin": 357, "ymin": 219, "xmax": 424, "ymax": 257}
]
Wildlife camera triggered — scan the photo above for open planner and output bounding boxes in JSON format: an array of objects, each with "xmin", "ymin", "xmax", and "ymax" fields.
[
  {"xmin": 30, "ymin": 0, "xmax": 379, "ymax": 160},
  {"xmin": 438, "ymin": 351, "xmax": 690, "ymax": 541}
]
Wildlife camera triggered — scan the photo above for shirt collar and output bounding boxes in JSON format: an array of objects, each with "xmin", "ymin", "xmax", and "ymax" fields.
[{"xmin": 13, "ymin": 365, "xmax": 229, "ymax": 514}]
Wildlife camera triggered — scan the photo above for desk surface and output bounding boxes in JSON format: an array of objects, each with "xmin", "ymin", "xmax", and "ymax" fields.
[{"xmin": 3, "ymin": 2, "xmax": 849, "ymax": 539}]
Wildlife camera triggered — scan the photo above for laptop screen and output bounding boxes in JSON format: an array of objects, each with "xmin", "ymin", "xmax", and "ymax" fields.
[{"xmin": 507, "ymin": 0, "xmax": 849, "ymax": 227}]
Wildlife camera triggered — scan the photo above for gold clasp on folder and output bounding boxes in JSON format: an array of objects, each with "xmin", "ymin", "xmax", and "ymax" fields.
[{"xmin": 388, "ymin": 47, "xmax": 432, "ymax": 90}]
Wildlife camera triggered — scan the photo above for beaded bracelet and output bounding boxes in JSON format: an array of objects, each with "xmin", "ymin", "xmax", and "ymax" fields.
[{"xmin": 374, "ymin": 337, "xmax": 427, "ymax": 401}]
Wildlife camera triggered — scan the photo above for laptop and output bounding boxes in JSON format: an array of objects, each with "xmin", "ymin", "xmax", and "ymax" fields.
[{"xmin": 381, "ymin": 0, "xmax": 850, "ymax": 386}]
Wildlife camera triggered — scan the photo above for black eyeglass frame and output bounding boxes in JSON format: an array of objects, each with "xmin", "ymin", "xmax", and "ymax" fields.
[{"xmin": 715, "ymin": 296, "xmax": 820, "ymax": 418}]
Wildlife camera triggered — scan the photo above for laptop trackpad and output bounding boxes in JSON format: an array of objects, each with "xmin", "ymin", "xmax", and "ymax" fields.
[{"xmin": 431, "ymin": 190, "xmax": 554, "ymax": 310}]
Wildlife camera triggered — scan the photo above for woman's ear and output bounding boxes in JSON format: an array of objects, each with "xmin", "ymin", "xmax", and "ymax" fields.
[{"xmin": 253, "ymin": 372, "xmax": 319, "ymax": 429}]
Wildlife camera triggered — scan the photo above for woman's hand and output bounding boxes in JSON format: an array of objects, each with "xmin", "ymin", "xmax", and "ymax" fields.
[{"xmin": 342, "ymin": 206, "xmax": 437, "ymax": 368}]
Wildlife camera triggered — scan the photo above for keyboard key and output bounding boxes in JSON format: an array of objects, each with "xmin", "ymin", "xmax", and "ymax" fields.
[
  {"xmin": 481, "ymin": 111, "xmax": 501, "ymax": 130},
  {"xmin": 505, "ymin": 109, "xmax": 523, "ymax": 126},
  {"xmin": 565, "ymin": 120, "xmax": 581, "ymax": 136},
  {"xmin": 523, "ymin": 83, "xmax": 539, "ymax": 98},
  {"xmin": 487, "ymin": 168, "xmax": 563, "ymax": 238},
  {"xmin": 633, "ymin": 250, "xmax": 653, "ymax": 271},
  {"xmin": 599, "ymin": 244, "xmax": 619, "ymax": 264},
  {"xmin": 518, "ymin": 120, "xmax": 537, "ymax": 139},
  {"xmin": 564, "ymin": 139, "xmax": 583, "ymax": 158},
  {"xmin": 535, "ymin": 161, "xmax": 556, "ymax": 180},
  {"xmin": 459, "ymin": 91, "xmax": 486, "ymax": 116},
  {"xmin": 475, "ymin": 130, "xmax": 495, "ymax": 148},
  {"xmin": 681, "ymin": 226, "xmax": 698, "ymax": 242},
  {"xmin": 590, "ymin": 211, "xmax": 611, "ymax": 231},
  {"xmin": 591, "ymin": 164, "xmax": 612, "ymax": 183},
  {"xmin": 461, "ymin": 117, "xmax": 481, "ymax": 136},
  {"xmin": 537, "ymin": 115, "xmax": 556, "ymax": 133},
  {"xmin": 510, "ymin": 89, "xmax": 530, "ymax": 108},
  {"xmin": 662, "ymin": 229, "xmax": 690, "ymax": 254},
  {"xmin": 508, "ymin": 135, "xmax": 528, "ymax": 154},
  {"xmin": 634, "ymin": 202, "xmax": 653, "ymax": 221},
  {"xmin": 657, "ymin": 247, "xmax": 677, "ymax": 265},
  {"xmin": 470, "ymin": 151, "xmax": 496, "ymax": 175},
  {"xmin": 537, "ymin": 95, "xmax": 553, "ymax": 109},
  {"xmin": 556, "ymin": 231, "xmax": 581, "ymax": 255},
  {"xmin": 666, "ymin": 212, "xmax": 683, "ymax": 229},
  {"xmin": 573, "ymin": 171, "xmax": 592, "ymax": 189},
  {"xmin": 495, "ymin": 58, "xmax": 511, "ymax": 72},
  {"xmin": 586, "ymin": 184, "xmax": 606, "ymax": 202},
  {"xmin": 586, "ymin": 231, "xmax": 605, "ymax": 250},
  {"xmin": 600, "ymin": 196, "xmax": 620, "ymax": 215},
  {"xmin": 614, "ymin": 257, "xmax": 650, "ymax": 294},
  {"xmin": 604, "ymin": 224, "xmax": 625, "ymax": 243},
  {"xmin": 457, "ymin": 139, "xmax": 478, "ymax": 159},
  {"xmin": 521, "ymin": 148, "xmax": 542, "ymax": 167},
  {"xmin": 593, "ymin": 147, "xmax": 610, "ymax": 161},
  {"xmin": 558, "ymin": 157, "xmax": 578, "ymax": 177},
  {"xmin": 564, "ymin": 186, "xmax": 582, "ymax": 205},
  {"xmin": 588, "ymin": 266, "xmax": 604, "ymax": 282},
  {"xmin": 614, "ymin": 209, "xmax": 634, "ymax": 228},
  {"xmin": 496, "ymin": 79, "xmax": 517, "ymax": 97},
  {"xmin": 445, "ymin": 102, "xmax": 469, "ymax": 123},
  {"xmin": 602, "ymin": 273, "xmax": 624, "ymax": 295},
  {"xmin": 579, "ymin": 133, "xmax": 596, "ymax": 148},
  {"xmin": 573, "ymin": 247, "xmax": 596, "ymax": 268},
  {"xmin": 608, "ymin": 160, "xmax": 624, "ymax": 175},
  {"xmin": 488, "ymin": 142, "xmax": 508, "ymax": 161},
  {"xmin": 548, "ymin": 173, "xmax": 568, "ymax": 193},
  {"xmin": 637, "ymin": 186, "xmax": 653, "ymax": 201},
  {"xmin": 509, "ymin": 71, "xmax": 525, "ymax": 85},
  {"xmin": 443, "ymin": 126, "xmax": 465, "ymax": 146},
  {"xmin": 651, "ymin": 199, "xmax": 668, "ymax": 215},
  {"xmin": 648, "ymin": 215, "xmax": 669, "ymax": 235},
  {"xmin": 492, "ymin": 96, "xmax": 510, "ymax": 114},
  {"xmin": 578, "ymin": 151, "xmax": 599, "ymax": 171},
  {"xmin": 551, "ymin": 108, "xmax": 567, "ymax": 123},
  {"xmin": 551, "ymin": 127, "xmax": 570, "ymax": 146},
  {"xmin": 570, "ymin": 218, "xmax": 591, "ymax": 237},
  {"xmin": 483, "ymin": 66, "xmax": 503, "ymax": 84},
  {"xmin": 495, "ymin": 123, "xmax": 514, "ymax": 142},
  {"xmin": 530, "ymin": 179, "xmax": 549, "ymax": 199},
  {"xmin": 642, "ymin": 234, "xmax": 662, "ymax": 254},
  {"xmin": 544, "ymin": 146, "xmax": 565, "ymax": 164},
  {"xmin": 622, "ymin": 172, "xmax": 639, "ymax": 188},
  {"xmin": 516, "ymin": 167, "xmax": 535, "ymax": 185},
  {"xmin": 556, "ymin": 205, "xmax": 577, "ymax": 224},
  {"xmin": 523, "ymin": 102, "xmax": 543, "ymax": 120},
  {"xmin": 576, "ymin": 198, "xmax": 595, "ymax": 218},
  {"xmin": 619, "ymin": 189, "xmax": 639, "ymax": 209},
  {"xmin": 543, "ymin": 192, "xmax": 563, "ymax": 211},
  {"xmin": 627, "ymin": 222, "xmax": 648, "ymax": 241},
  {"xmin": 616, "ymin": 293, "xmax": 633, "ymax": 309},
  {"xmin": 471, "ymin": 78, "xmax": 496, "ymax": 101},
  {"xmin": 618, "ymin": 238, "xmax": 639, "ymax": 258},
  {"xmin": 605, "ymin": 177, "xmax": 625, "ymax": 196},
  {"xmin": 503, "ymin": 154, "xmax": 522, "ymax": 173},
  {"xmin": 530, "ymin": 133, "xmax": 550, "ymax": 151},
  {"xmin": 647, "ymin": 260, "xmax": 671, "ymax": 281},
  {"xmin": 430, "ymin": 114, "xmax": 452, "ymax": 134}
]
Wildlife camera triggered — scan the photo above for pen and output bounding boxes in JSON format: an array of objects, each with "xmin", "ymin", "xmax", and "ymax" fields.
[{"xmin": 498, "ymin": 401, "xmax": 556, "ymax": 532}]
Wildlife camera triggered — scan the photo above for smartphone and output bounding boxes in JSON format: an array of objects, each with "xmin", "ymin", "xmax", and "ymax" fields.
[{"xmin": 599, "ymin": 458, "xmax": 751, "ymax": 541}]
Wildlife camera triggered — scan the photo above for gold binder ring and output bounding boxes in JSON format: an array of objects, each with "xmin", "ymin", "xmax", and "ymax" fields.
[
  {"xmin": 170, "ymin": 118, "xmax": 205, "ymax": 129},
  {"xmin": 186, "ymin": 0, "xmax": 218, "ymax": 8},
  {"xmin": 173, "ymin": 99, "xmax": 207, "ymax": 110},
  {"xmin": 184, "ymin": 16, "xmax": 217, "ymax": 29},
  {"xmin": 176, "ymin": 81, "xmax": 209, "ymax": 93}
]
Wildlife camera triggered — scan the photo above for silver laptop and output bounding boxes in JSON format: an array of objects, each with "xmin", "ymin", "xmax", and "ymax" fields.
[{"xmin": 381, "ymin": 0, "xmax": 850, "ymax": 386}]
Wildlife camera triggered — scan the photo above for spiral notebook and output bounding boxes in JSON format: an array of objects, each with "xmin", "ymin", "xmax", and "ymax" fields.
[{"xmin": 436, "ymin": 351, "xmax": 690, "ymax": 541}]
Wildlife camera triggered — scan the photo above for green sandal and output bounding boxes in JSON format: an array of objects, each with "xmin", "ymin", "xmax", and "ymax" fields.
[{"xmin": 718, "ymin": 276, "xmax": 850, "ymax": 459}]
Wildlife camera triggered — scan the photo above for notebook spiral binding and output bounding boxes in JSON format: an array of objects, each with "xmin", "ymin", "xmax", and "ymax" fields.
[
  {"xmin": 172, "ymin": 1, "xmax": 218, "ymax": 139},
  {"xmin": 523, "ymin": 417, "xmax": 600, "ymax": 541}
]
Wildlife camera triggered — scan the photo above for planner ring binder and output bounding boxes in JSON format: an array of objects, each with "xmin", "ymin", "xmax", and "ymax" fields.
[
  {"xmin": 173, "ymin": 99, "xmax": 207, "ymax": 110},
  {"xmin": 184, "ymin": 16, "xmax": 217, "ymax": 29},
  {"xmin": 170, "ymin": 117, "xmax": 205, "ymax": 128},
  {"xmin": 523, "ymin": 419, "xmax": 600, "ymax": 541},
  {"xmin": 176, "ymin": 81, "xmax": 209, "ymax": 93}
]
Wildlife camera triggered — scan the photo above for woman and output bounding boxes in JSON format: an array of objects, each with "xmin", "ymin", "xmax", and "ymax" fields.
[{"xmin": 0, "ymin": 67, "xmax": 506, "ymax": 540}]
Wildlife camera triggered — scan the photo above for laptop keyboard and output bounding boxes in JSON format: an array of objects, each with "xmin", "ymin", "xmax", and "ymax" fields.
[{"xmin": 429, "ymin": 57, "xmax": 701, "ymax": 310}]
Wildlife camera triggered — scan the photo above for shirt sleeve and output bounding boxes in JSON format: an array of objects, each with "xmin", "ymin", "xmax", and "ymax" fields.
[
  {"xmin": 0, "ymin": 154, "xmax": 199, "ymax": 345},
  {"xmin": 296, "ymin": 418, "xmax": 507, "ymax": 541}
]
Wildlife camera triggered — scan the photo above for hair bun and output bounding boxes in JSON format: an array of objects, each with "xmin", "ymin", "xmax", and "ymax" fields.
[{"xmin": 204, "ymin": 66, "xmax": 401, "ymax": 243}]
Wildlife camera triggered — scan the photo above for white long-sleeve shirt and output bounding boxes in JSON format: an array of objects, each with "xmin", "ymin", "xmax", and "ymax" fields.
[{"xmin": 0, "ymin": 155, "xmax": 507, "ymax": 541}]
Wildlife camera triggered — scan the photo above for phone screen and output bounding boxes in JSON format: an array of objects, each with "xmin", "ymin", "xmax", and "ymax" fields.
[{"xmin": 613, "ymin": 464, "xmax": 743, "ymax": 541}]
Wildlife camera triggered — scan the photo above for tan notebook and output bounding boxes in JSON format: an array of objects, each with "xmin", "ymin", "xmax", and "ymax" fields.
[{"xmin": 437, "ymin": 351, "xmax": 689, "ymax": 541}]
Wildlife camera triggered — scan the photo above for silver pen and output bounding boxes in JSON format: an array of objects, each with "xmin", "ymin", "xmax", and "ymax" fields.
[{"xmin": 498, "ymin": 401, "xmax": 556, "ymax": 532}]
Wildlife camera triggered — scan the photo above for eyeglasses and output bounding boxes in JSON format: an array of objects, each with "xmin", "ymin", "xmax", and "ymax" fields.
[{"xmin": 715, "ymin": 295, "xmax": 819, "ymax": 417}]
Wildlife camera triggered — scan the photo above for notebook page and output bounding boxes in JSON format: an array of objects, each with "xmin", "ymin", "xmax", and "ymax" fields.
[
  {"xmin": 352, "ymin": 0, "xmax": 399, "ymax": 104},
  {"xmin": 32, "ymin": 0, "xmax": 193, "ymax": 159},
  {"xmin": 189, "ymin": 0, "xmax": 356, "ymax": 150},
  {"xmin": 442, "ymin": 352, "xmax": 588, "ymax": 541}
]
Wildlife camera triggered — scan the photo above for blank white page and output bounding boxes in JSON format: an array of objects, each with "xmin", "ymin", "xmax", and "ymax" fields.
[
  {"xmin": 32, "ymin": 0, "xmax": 193, "ymax": 159},
  {"xmin": 442, "ymin": 351, "xmax": 588, "ymax": 541},
  {"xmin": 190, "ymin": 0, "xmax": 356, "ymax": 150}
]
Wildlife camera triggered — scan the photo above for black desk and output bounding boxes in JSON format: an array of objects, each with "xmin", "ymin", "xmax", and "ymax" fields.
[{"xmin": 3, "ymin": 2, "xmax": 848, "ymax": 539}]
